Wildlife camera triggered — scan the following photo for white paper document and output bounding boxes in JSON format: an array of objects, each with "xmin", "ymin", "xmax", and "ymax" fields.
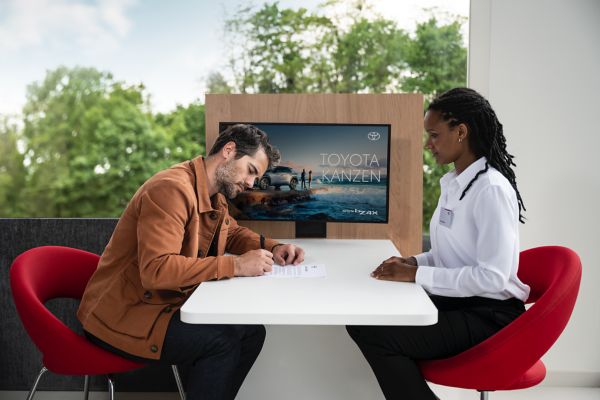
[{"xmin": 263, "ymin": 263, "xmax": 327, "ymax": 278}]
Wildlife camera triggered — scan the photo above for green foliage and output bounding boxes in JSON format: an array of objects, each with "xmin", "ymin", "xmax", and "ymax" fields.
[
  {"xmin": 0, "ymin": 117, "xmax": 26, "ymax": 216},
  {"xmin": 225, "ymin": 3, "xmax": 335, "ymax": 93},
  {"xmin": 332, "ymin": 18, "xmax": 408, "ymax": 92},
  {"xmin": 405, "ymin": 16, "xmax": 466, "ymax": 229},
  {"xmin": 402, "ymin": 17, "xmax": 468, "ymax": 101},
  {"xmin": 223, "ymin": 2, "xmax": 409, "ymax": 94},
  {"xmin": 155, "ymin": 102, "xmax": 206, "ymax": 161},
  {"xmin": 2, "ymin": 66, "xmax": 205, "ymax": 217},
  {"xmin": 206, "ymin": 72, "xmax": 232, "ymax": 94},
  {"xmin": 0, "ymin": 1, "xmax": 467, "ymax": 225},
  {"xmin": 217, "ymin": 2, "xmax": 467, "ymax": 231}
]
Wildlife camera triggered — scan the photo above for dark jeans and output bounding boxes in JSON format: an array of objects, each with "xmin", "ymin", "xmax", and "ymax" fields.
[
  {"xmin": 346, "ymin": 295, "xmax": 525, "ymax": 400},
  {"xmin": 86, "ymin": 310, "xmax": 266, "ymax": 400}
]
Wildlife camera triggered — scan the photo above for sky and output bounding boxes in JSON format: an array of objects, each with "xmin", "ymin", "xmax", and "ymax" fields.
[
  {"xmin": 253, "ymin": 123, "xmax": 389, "ymax": 178},
  {"xmin": 0, "ymin": 0, "xmax": 469, "ymax": 116}
]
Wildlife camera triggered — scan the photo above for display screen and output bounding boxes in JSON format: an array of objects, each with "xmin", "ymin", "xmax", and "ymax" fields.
[{"xmin": 220, "ymin": 122, "xmax": 391, "ymax": 223}]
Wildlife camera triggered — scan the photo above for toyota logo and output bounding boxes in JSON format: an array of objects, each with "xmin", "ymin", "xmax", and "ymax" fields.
[{"xmin": 367, "ymin": 131, "xmax": 381, "ymax": 141}]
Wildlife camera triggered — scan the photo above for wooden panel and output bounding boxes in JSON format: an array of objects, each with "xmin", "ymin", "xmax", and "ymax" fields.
[{"xmin": 205, "ymin": 94, "xmax": 423, "ymax": 255}]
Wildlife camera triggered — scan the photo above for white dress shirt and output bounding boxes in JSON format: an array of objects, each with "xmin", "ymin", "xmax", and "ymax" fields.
[{"xmin": 415, "ymin": 157, "xmax": 530, "ymax": 301}]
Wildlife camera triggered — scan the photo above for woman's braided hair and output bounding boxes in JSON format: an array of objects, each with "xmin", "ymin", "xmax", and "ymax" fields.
[{"xmin": 428, "ymin": 87, "xmax": 526, "ymax": 223}]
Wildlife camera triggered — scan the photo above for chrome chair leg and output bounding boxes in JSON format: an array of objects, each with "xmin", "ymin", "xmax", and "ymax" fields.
[
  {"xmin": 172, "ymin": 364, "xmax": 186, "ymax": 400},
  {"xmin": 83, "ymin": 375, "xmax": 90, "ymax": 400},
  {"xmin": 25, "ymin": 366, "xmax": 48, "ymax": 400},
  {"xmin": 107, "ymin": 374, "xmax": 116, "ymax": 400},
  {"xmin": 480, "ymin": 390, "xmax": 489, "ymax": 400}
]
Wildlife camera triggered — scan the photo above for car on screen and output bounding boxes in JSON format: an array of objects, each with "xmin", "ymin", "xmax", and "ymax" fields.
[{"xmin": 255, "ymin": 166, "xmax": 299, "ymax": 190}]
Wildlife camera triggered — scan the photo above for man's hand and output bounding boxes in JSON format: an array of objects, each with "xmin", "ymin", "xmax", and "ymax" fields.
[
  {"xmin": 371, "ymin": 256, "xmax": 417, "ymax": 282},
  {"xmin": 272, "ymin": 244, "xmax": 305, "ymax": 266},
  {"xmin": 234, "ymin": 249, "xmax": 274, "ymax": 276}
]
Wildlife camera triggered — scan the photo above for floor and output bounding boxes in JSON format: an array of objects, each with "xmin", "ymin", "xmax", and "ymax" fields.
[
  {"xmin": 1, "ymin": 386, "xmax": 600, "ymax": 400},
  {"xmin": 430, "ymin": 384, "xmax": 600, "ymax": 400}
]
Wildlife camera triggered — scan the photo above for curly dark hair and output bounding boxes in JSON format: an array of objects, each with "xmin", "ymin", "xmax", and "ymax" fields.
[
  {"xmin": 209, "ymin": 124, "xmax": 280, "ymax": 168},
  {"xmin": 428, "ymin": 87, "xmax": 526, "ymax": 223}
]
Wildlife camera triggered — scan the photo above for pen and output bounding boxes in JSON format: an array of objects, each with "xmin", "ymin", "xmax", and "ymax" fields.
[{"xmin": 260, "ymin": 234, "xmax": 265, "ymax": 250}]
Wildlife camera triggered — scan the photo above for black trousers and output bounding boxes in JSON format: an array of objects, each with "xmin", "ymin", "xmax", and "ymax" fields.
[
  {"xmin": 86, "ymin": 310, "xmax": 266, "ymax": 400},
  {"xmin": 346, "ymin": 295, "xmax": 525, "ymax": 400}
]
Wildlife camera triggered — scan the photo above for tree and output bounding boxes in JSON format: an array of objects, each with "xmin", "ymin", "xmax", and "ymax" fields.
[
  {"xmin": 222, "ymin": 2, "xmax": 411, "ymax": 94},
  {"xmin": 404, "ymin": 16, "xmax": 466, "ymax": 226},
  {"xmin": 331, "ymin": 18, "xmax": 408, "ymax": 93},
  {"xmin": 212, "ymin": 1, "xmax": 467, "ymax": 231},
  {"xmin": 1, "ymin": 2, "xmax": 467, "ymax": 224},
  {"xmin": 224, "ymin": 3, "xmax": 335, "ymax": 93},
  {"xmin": 402, "ymin": 16, "xmax": 467, "ymax": 101},
  {"xmin": 0, "ymin": 66, "xmax": 208, "ymax": 217},
  {"xmin": 0, "ymin": 117, "xmax": 26, "ymax": 216},
  {"xmin": 18, "ymin": 66, "xmax": 175, "ymax": 217},
  {"xmin": 206, "ymin": 72, "xmax": 232, "ymax": 94},
  {"xmin": 155, "ymin": 102, "xmax": 206, "ymax": 162}
]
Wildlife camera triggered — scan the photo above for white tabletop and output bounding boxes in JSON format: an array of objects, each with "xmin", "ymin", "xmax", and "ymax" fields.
[{"xmin": 180, "ymin": 239, "xmax": 438, "ymax": 326}]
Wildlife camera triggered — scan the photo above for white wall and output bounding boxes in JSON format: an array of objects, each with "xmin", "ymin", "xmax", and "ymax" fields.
[{"xmin": 470, "ymin": 0, "xmax": 600, "ymax": 386}]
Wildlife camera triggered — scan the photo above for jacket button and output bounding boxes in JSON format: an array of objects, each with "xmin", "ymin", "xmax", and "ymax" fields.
[
  {"xmin": 150, "ymin": 345, "xmax": 158, "ymax": 353},
  {"xmin": 209, "ymin": 212, "xmax": 217, "ymax": 220},
  {"xmin": 143, "ymin": 291, "xmax": 152, "ymax": 299},
  {"xmin": 164, "ymin": 306, "xmax": 172, "ymax": 313},
  {"xmin": 198, "ymin": 250, "xmax": 204, "ymax": 257},
  {"xmin": 225, "ymin": 218, "xmax": 229, "ymax": 225}
]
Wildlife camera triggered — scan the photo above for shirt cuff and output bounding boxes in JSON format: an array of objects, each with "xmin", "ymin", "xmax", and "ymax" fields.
[
  {"xmin": 415, "ymin": 265, "xmax": 435, "ymax": 289},
  {"xmin": 414, "ymin": 252, "xmax": 432, "ymax": 267}
]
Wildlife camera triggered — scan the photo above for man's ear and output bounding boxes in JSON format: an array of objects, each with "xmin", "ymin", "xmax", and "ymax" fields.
[{"xmin": 221, "ymin": 141, "xmax": 237, "ymax": 160}]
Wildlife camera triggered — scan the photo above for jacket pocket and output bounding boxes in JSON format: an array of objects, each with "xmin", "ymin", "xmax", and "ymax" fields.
[{"xmin": 92, "ymin": 271, "xmax": 178, "ymax": 339}]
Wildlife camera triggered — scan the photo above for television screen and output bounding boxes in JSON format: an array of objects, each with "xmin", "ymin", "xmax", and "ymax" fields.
[{"xmin": 219, "ymin": 123, "xmax": 390, "ymax": 223}]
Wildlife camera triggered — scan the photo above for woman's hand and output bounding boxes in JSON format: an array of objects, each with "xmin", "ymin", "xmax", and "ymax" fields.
[
  {"xmin": 380, "ymin": 256, "xmax": 417, "ymax": 266},
  {"xmin": 371, "ymin": 256, "xmax": 418, "ymax": 282}
]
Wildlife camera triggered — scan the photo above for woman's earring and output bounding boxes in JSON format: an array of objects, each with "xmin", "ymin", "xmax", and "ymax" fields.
[{"xmin": 458, "ymin": 137, "xmax": 463, "ymax": 143}]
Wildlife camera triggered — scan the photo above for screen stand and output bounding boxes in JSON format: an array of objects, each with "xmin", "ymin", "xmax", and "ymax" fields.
[{"xmin": 295, "ymin": 221, "xmax": 327, "ymax": 238}]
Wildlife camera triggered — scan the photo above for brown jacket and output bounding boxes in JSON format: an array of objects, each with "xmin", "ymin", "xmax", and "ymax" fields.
[{"xmin": 77, "ymin": 157, "xmax": 279, "ymax": 359}]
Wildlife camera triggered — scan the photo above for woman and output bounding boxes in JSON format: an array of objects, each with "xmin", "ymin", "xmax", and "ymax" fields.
[{"xmin": 347, "ymin": 87, "xmax": 530, "ymax": 400}]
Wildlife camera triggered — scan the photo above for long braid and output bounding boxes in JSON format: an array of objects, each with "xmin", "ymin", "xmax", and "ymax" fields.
[
  {"xmin": 459, "ymin": 162, "xmax": 488, "ymax": 200},
  {"xmin": 428, "ymin": 88, "xmax": 526, "ymax": 223}
]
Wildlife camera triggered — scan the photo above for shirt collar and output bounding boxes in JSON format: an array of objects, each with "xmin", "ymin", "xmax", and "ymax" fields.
[
  {"xmin": 191, "ymin": 156, "xmax": 227, "ymax": 213},
  {"xmin": 454, "ymin": 156, "xmax": 488, "ymax": 191}
]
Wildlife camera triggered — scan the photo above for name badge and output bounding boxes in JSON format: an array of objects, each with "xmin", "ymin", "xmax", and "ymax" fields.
[{"xmin": 439, "ymin": 207, "xmax": 454, "ymax": 228}]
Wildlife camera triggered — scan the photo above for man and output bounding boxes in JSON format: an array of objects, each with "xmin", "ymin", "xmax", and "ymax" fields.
[{"xmin": 78, "ymin": 124, "xmax": 305, "ymax": 400}]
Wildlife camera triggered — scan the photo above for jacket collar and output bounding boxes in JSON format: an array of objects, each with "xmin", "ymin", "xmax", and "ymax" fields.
[{"xmin": 190, "ymin": 156, "xmax": 228, "ymax": 213}]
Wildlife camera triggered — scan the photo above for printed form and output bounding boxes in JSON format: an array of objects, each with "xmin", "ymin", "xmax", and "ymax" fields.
[{"xmin": 263, "ymin": 264, "xmax": 327, "ymax": 278}]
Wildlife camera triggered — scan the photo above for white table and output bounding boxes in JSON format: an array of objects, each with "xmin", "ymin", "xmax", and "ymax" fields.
[{"xmin": 181, "ymin": 239, "xmax": 437, "ymax": 326}]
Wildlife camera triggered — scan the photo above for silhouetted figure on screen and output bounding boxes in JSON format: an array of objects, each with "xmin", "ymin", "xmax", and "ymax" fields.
[{"xmin": 301, "ymin": 168, "xmax": 306, "ymax": 190}]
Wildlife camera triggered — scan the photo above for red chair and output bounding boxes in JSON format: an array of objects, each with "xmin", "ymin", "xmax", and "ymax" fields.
[
  {"xmin": 10, "ymin": 246, "xmax": 186, "ymax": 400},
  {"xmin": 419, "ymin": 246, "xmax": 582, "ymax": 399}
]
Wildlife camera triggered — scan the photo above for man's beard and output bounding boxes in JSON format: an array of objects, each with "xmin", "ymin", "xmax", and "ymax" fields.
[{"xmin": 215, "ymin": 159, "xmax": 243, "ymax": 199}]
